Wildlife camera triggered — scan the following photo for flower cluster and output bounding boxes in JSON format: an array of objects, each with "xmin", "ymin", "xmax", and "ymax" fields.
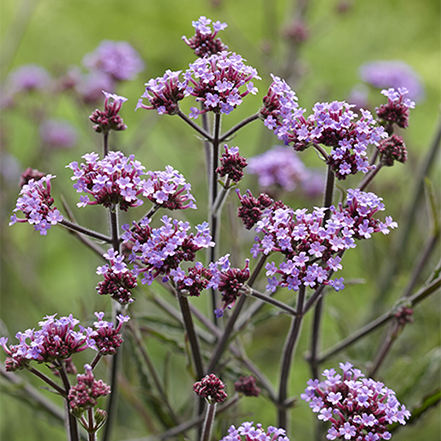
[
  {"xmin": 40, "ymin": 119, "xmax": 78, "ymax": 149},
  {"xmin": 88, "ymin": 312, "xmax": 130, "ymax": 355},
  {"xmin": 182, "ymin": 16, "xmax": 228, "ymax": 57},
  {"xmin": 236, "ymin": 189, "xmax": 274, "ymax": 230},
  {"xmin": 122, "ymin": 215, "xmax": 214, "ymax": 285},
  {"xmin": 142, "ymin": 165, "xmax": 197, "ymax": 210},
  {"xmin": 170, "ymin": 261, "xmax": 212, "ymax": 297},
  {"xmin": 82, "ymin": 40, "xmax": 144, "ymax": 82},
  {"xmin": 220, "ymin": 422, "xmax": 289, "ymax": 441},
  {"xmin": 136, "ymin": 70, "xmax": 186, "ymax": 115},
  {"xmin": 216, "ymin": 145, "xmax": 248, "ymax": 183},
  {"xmin": 234, "ymin": 375, "xmax": 261, "ymax": 397},
  {"xmin": 301, "ymin": 363, "xmax": 410, "ymax": 440},
  {"xmin": 19, "ymin": 167, "xmax": 45, "ymax": 187},
  {"xmin": 254, "ymin": 189, "xmax": 397, "ymax": 293},
  {"xmin": 210, "ymin": 255, "xmax": 250, "ymax": 317},
  {"xmin": 247, "ymin": 145, "xmax": 325, "ymax": 196},
  {"xmin": 96, "ymin": 249, "xmax": 138, "ymax": 305},
  {"xmin": 68, "ymin": 364, "xmax": 111, "ymax": 417},
  {"xmin": 377, "ymin": 134, "xmax": 407, "ymax": 166},
  {"xmin": 6, "ymin": 64, "xmax": 50, "ymax": 93},
  {"xmin": 0, "ymin": 314, "xmax": 90, "ymax": 372},
  {"xmin": 376, "ymin": 88, "xmax": 415, "ymax": 129},
  {"xmin": 359, "ymin": 60, "xmax": 424, "ymax": 101},
  {"xmin": 261, "ymin": 76, "xmax": 388, "ymax": 180},
  {"xmin": 67, "ymin": 151, "xmax": 145, "ymax": 211},
  {"xmin": 184, "ymin": 51, "xmax": 260, "ymax": 118},
  {"xmin": 193, "ymin": 373, "xmax": 227, "ymax": 403},
  {"xmin": 9, "ymin": 174, "xmax": 63, "ymax": 235},
  {"xmin": 89, "ymin": 91, "xmax": 128, "ymax": 133}
]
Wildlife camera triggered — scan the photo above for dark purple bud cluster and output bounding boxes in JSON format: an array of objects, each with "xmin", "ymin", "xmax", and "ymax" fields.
[
  {"xmin": 216, "ymin": 145, "xmax": 248, "ymax": 183},
  {"xmin": 236, "ymin": 189, "xmax": 274, "ymax": 230},
  {"xmin": 19, "ymin": 167, "xmax": 45, "ymax": 187},
  {"xmin": 377, "ymin": 134, "xmax": 407, "ymax": 166},
  {"xmin": 89, "ymin": 91, "xmax": 127, "ymax": 133},
  {"xmin": 301, "ymin": 363, "xmax": 410, "ymax": 440},
  {"xmin": 122, "ymin": 215, "xmax": 214, "ymax": 286},
  {"xmin": 88, "ymin": 312, "xmax": 129, "ymax": 355},
  {"xmin": 234, "ymin": 375, "xmax": 261, "ymax": 397},
  {"xmin": 394, "ymin": 306, "xmax": 414, "ymax": 326},
  {"xmin": 376, "ymin": 88, "xmax": 415, "ymax": 129},
  {"xmin": 182, "ymin": 16, "xmax": 228, "ymax": 57},
  {"xmin": 193, "ymin": 373, "xmax": 227, "ymax": 403},
  {"xmin": 96, "ymin": 249, "xmax": 138, "ymax": 305},
  {"xmin": 9, "ymin": 174, "xmax": 63, "ymax": 235},
  {"xmin": 170, "ymin": 262, "xmax": 212, "ymax": 297},
  {"xmin": 68, "ymin": 364, "xmax": 111, "ymax": 417}
]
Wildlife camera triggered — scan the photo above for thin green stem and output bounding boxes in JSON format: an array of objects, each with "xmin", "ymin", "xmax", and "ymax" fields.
[{"xmin": 278, "ymin": 285, "xmax": 305, "ymax": 429}]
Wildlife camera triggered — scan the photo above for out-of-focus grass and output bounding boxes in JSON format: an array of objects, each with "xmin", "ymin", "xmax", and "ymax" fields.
[{"xmin": 1, "ymin": 0, "xmax": 440, "ymax": 440}]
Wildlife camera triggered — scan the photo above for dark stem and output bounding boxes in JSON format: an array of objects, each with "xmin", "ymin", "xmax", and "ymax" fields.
[
  {"xmin": 59, "ymin": 219, "xmax": 112, "ymax": 243},
  {"xmin": 368, "ymin": 322, "xmax": 399, "ymax": 378},
  {"xmin": 87, "ymin": 408, "xmax": 96, "ymax": 441},
  {"xmin": 177, "ymin": 110, "xmax": 213, "ymax": 142},
  {"xmin": 309, "ymin": 295, "xmax": 324, "ymax": 380},
  {"xmin": 90, "ymin": 353, "xmax": 102, "ymax": 370},
  {"xmin": 58, "ymin": 361, "xmax": 80, "ymax": 441},
  {"xmin": 218, "ymin": 113, "xmax": 260, "ymax": 142},
  {"xmin": 278, "ymin": 285, "xmax": 305, "ymax": 429},
  {"xmin": 200, "ymin": 402, "xmax": 216, "ymax": 441},
  {"xmin": 317, "ymin": 275, "xmax": 441, "ymax": 363},
  {"xmin": 248, "ymin": 288, "xmax": 297, "ymax": 316},
  {"xmin": 177, "ymin": 292, "xmax": 204, "ymax": 380},
  {"xmin": 28, "ymin": 366, "xmax": 66, "ymax": 396}
]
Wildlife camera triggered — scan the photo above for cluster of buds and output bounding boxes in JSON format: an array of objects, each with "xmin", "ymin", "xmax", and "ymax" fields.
[
  {"xmin": 89, "ymin": 91, "xmax": 127, "ymax": 133},
  {"xmin": 68, "ymin": 364, "xmax": 111, "ymax": 418},
  {"xmin": 236, "ymin": 189, "xmax": 274, "ymax": 230},
  {"xmin": 234, "ymin": 375, "xmax": 261, "ymax": 397},
  {"xmin": 216, "ymin": 145, "xmax": 248, "ymax": 183},
  {"xmin": 301, "ymin": 363, "xmax": 410, "ymax": 440},
  {"xmin": 96, "ymin": 249, "xmax": 138, "ymax": 305},
  {"xmin": 377, "ymin": 134, "xmax": 407, "ymax": 166},
  {"xmin": 182, "ymin": 16, "xmax": 228, "ymax": 57},
  {"xmin": 170, "ymin": 261, "xmax": 212, "ymax": 297},
  {"xmin": 9, "ymin": 174, "xmax": 63, "ymax": 235},
  {"xmin": 376, "ymin": 88, "xmax": 415, "ymax": 129},
  {"xmin": 193, "ymin": 373, "xmax": 227, "ymax": 404}
]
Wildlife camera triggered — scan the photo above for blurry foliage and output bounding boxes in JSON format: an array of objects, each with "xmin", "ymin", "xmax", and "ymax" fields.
[{"xmin": 0, "ymin": 0, "xmax": 440, "ymax": 440}]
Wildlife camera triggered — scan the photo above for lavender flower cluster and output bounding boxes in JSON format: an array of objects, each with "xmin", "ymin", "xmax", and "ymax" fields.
[
  {"xmin": 301, "ymin": 363, "xmax": 410, "ymax": 440},
  {"xmin": 251, "ymin": 189, "xmax": 397, "ymax": 293},
  {"xmin": 0, "ymin": 313, "xmax": 128, "ymax": 372},
  {"xmin": 220, "ymin": 422, "xmax": 289, "ymax": 441},
  {"xmin": 261, "ymin": 75, "xmax": 388, "ymax": 180},
  {"xmin": 9, "ymin": 174, "xmax": 63, "ymax": 235}
]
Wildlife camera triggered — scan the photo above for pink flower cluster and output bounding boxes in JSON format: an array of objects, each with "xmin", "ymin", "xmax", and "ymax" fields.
[
  {"xmin": 221, "ymin": 422, "xmax": 289, "ymax": 441},
  {"xmin": 193, "ymin": 373, "xmax": 227, "ymax": 403}
]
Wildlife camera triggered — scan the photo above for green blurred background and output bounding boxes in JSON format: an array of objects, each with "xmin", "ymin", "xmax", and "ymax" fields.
[{"xmin": 1, "ymin": 0, "xmax": 440, "ymax": 439}]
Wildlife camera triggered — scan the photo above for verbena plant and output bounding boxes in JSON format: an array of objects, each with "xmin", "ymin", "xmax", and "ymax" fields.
[{"xmin": 1, "ymin": 15, "xmax": 440, "ymax": 441}]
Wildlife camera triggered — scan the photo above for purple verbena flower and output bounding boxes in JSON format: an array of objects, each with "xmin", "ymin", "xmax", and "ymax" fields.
[
  {"xmin": 182, "ymin": 16, "xmax": 228, "ymax": 57},
  {"xmin": 7, "ymin": 64, "xmax": 50, "ymax": 93},
  {"xmin": 9, "ymin": 174, "xmax": 63, "ymax": 235},
  {"xmin": 83, "ymin": 40, "xmax": 144, "ymax": 81},
  {"xmin": 88, "ymin": 312, "xmax": 129, "ymax": 355},
  {"xmin": 89, "ymin": 90, "xmax": 128, "ymax": 133},
  {"xmin": 40, "ymin": 119, "xmax": 78, "ymax": 149},
  {"xmin": 193, "ymin": 373, "xmax": 227, "ymax": 403},
  {"xmin": 377, "ymin": 134, "xmax": 407, "ymax": 166},
  {"xmin": 75, "ymin": 71, "xmax": 115, "ymax": 105},
  {"xmin": 301, "ymin": 364, "xmax": 410, "ymax": 440},
  {"xmin": 220, "ymin": 422, "xmax": 289, "ymax": 441},
  {"xmin": 234, "ymin": 375, "xmax": 261, "ymax": 397},
  {"xmin": 216, "ymin": 145, "xmax": 248, "ymax": 183},
  {"xmin": 376, "ymin": 87, "xmax": 415, "ymax": 129},
  {"xmin": 236, "ymin": 189, "xmax": 274, "ymax": 230}
]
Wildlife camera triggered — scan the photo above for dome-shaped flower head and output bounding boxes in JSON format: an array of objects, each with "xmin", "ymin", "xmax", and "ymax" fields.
[
  {"xmin": 301, "ymin": 363, "xmax": 410, "ymax": 440},
  {"xmin": 9, "ymin": 174, "xmax": 63, "ymax": 235},
  {"xmin": 359, "ymin": 60, "xmax": 424, "ymax": 102},
  {"xmin": 184, "ymin": 51, "xmax": 260, "ymax": 118},
  {"xmin": 193, "ymin": 373, "xmax": 227, "ymax": 403},
  {"xmin": 234, "ymin": 375, "xmax": 261, "ymax": 397},
  {"xmin": 170, "ymin": 261, "xmax": 213, "ymax": 297},
  {"xmin": 67, "ymin": 150, "xmax": 145, "ymax": 211},
  {"xmin": 0, "ymin": 314, "xmax": 92, "ymax": 371},
  {"xmin": 182, "ymin": 16, "xmax": 228, "ymax": 57},
  {"xmin": 68, "ymin": 364, "xmax": 111, "ymax": 418},
  {"xmin": 136, "ymin": 70, "xmax": 187, "ymax": 115},
  {"xmin": 83, "ymin": 40, "xmax": 144, "ymax": 81},
  {"xmin": 236, "ymin": 189, "xmax": 274, "ymax": 230},
  {"xmin": 220, "ymin": 422, "xmax": 289, "ymax": 441},
  {"xmin": 377, "ymin": 134, "xmax": 407, "ymax": 166},
  {"xmin": 216, "ymin": 145, "xmax": 248, "ymax": 183}
]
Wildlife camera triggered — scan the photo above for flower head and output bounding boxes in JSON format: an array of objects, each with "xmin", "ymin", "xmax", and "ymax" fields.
[
  {"xmin": 236, "ymin": 189, "xmax": 274, "ymax": 230},
  {"xmin": 40, "ymin": 119, "xmax": 78, "ymax": 149},
  {"xmin": 10, "ymin": 174, "xmax": 63, "ymax": 235},
  {"xmin": 182, "ymin": 16, "xmax": 228, "ymax": 57},
  {"xmin": 193, "ymin": 373, "xmax": 227, "ymax": 403},
  {"xmin": 377, "ymin": 134, "xmax": 407, "ymax": 166},
  {"xmin": 220, "ymin": 422, "xmax": 289, "ymax": 441},
  {"xmin": 7, "ymin": 64, "xmax": 50, "ymax": 93},
  {"xmin": 89, "ymin": 90, "xmax": 128, "ymax": 133},
  {"xmin": 68, "ymin": 364, "xmax": 111, "ymax": 417},
  {"xmin": 234, "ymin": 375, "xmax": 261, "ymax": 397},
  {"xmin": 216, "ymin": 145, "xmax": 248, "ymax": 183},
  {"xmin": 83, "ymin": 40, "xmax": 144, "ymax": 81},
  {"xmin": 376, "ymin": 87, "xmax": 415, "ymax": 129},
  {"xmin": 301, "ymin": 364, "xmax": 410, "ymax": 440}
]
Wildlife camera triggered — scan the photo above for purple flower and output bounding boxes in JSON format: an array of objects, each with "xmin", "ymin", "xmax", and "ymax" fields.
[
  {"xmin": 376, "ymin": 87, "xmax": 415, "ymax": 129},
  {"xmin": 220, "ymin": 422, "xmax": 289, "ymax": 441},
  {"xmin": 182, "ymin": 16, "xmax": 228, "ymax": 57},
  {"xmin": 75, "ymin": 71, "xmax": 115, "ymax": 105},
  {"xmin": 377, "ymin": 134, "xmax": 407, "ymax": 166},
  {"xmin": 39, "ymin": 119, "xmax": 78, "ymax": 149},
  {"xmin": 10, "ymin": 174, "xmax": 63, "ymax": 235},
  {"xmin": 83, "ymin": 40, "xmax": 144, "ymax": 81},
  {"xmin": 301, "ymin": 364, "xmax": 410, "ymax": 440},
  {"xmin": 7, "ymin": 64, "xmax": 50, "ymax": 93},
  {"xmin": 89, "ymin": 90, "xmax": 128, "ymax": 133},
  {"xmin": 216, "ymin": 145, "xmax": 248, "ymax": 183},
  {"xmin": 88, "ymin": 312, "xmax": 129, "ymax": 354},
  {"xmin": 359, "ymin": 60, "xmax": 424, "ymax": 101},
  {"xmin": 234, "ymin": 375, "xmax": 261, "ymax": 397}
]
